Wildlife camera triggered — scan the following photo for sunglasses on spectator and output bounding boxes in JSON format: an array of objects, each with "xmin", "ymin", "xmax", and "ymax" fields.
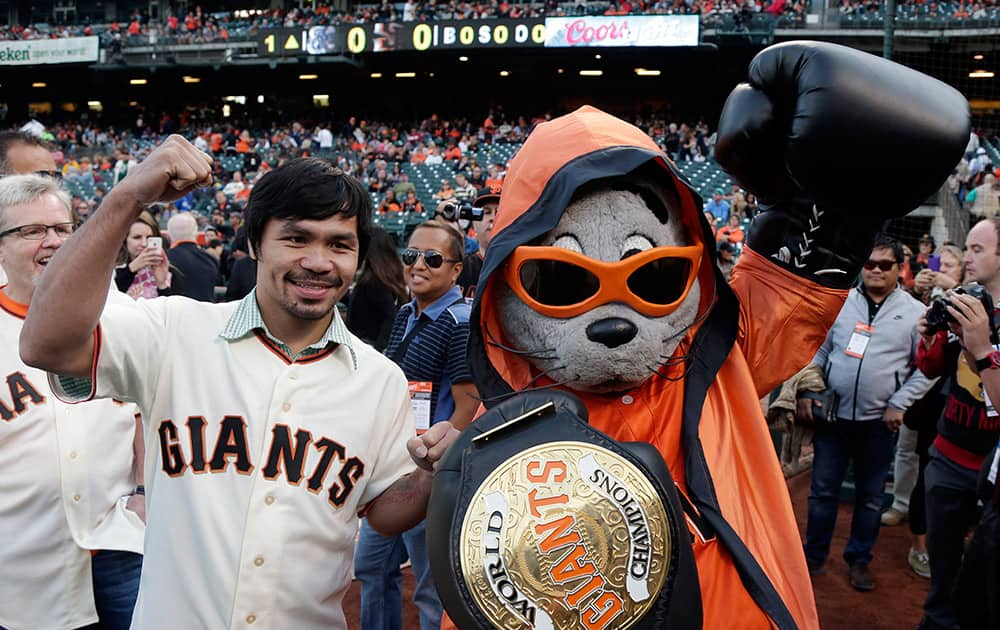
[
  {"xmin": 400, "ymin": 248, "xmax": 460, "ymax": 269},
  {"xmin": 863, "ymin": 259, "xmax": 897, "ymax": 271},
  {"xmin": 0, "ymin": 222, "xmax": 75, "ymax": 240}
]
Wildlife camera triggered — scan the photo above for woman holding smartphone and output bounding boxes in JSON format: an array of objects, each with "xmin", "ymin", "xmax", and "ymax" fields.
[{"xmin": 115, "ymin": 210, "xmax": 171, "ymax": 299}]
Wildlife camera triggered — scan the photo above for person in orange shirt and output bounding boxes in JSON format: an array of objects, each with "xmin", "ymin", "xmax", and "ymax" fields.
[
  {"xmin": 443, "ymin": 143, "xmax": 462, "ymax": 161},
  {"xmin": 235, "ymin": 131, "xmax": 251, "ymax": 154},
  {"xmin": 716, "ymin": 213, "xmax": 745, "ymax": 246},
  {"xmin": 377, "ymin": 189, "xmax": 402, "ymax": 214}
]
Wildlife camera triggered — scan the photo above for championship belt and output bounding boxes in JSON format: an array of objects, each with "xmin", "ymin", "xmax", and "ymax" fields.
[{"xmin": 426, "ymin": 391, "xmax": 702, "ymax": 629}]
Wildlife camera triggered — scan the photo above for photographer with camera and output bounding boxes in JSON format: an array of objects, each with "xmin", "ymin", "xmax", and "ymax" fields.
[
  {"xmin": 433, "ymin": 197, "xmax": 483, "ymax": 297},
  {"xmin": 799, "ymin": 235, "xmax": 937, "ymax": 592},
  {"xmin": 915, "ymin": 218, "xmax": 1000, "ymax": 630}
]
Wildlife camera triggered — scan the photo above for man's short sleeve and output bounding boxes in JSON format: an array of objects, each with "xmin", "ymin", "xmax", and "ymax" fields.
[
  {"xmin": 50, "ymin": 297, "xmax": 169, "ymax": 407},
  {"xmin": 358, "ymin": 366, "xmax": 418, "ymax": 509}
]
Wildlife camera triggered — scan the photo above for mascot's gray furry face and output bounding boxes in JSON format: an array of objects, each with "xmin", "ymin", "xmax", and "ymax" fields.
[{"xmin": 498, "ymin": 183, "xmax": 702, "ymax": 394}]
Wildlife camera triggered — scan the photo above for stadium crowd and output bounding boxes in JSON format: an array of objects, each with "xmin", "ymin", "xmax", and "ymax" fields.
[
  {"xmin": 11, "ymin": 110, "xmax": 718, "ymax": 231},
  {"xmin": 6, "ymin": 0, "xmax": 1000, "ymax": 46}
]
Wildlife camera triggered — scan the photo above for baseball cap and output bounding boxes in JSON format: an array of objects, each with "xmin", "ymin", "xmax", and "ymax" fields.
[
  {"xmin": 919, "ymin": 233, "xmax": 935, "ymax": 245},
  {"xmin": 718, "ymin": 241, "xmax": 736, "ymax": 253},
  {"xmin": 473, "ymin": 184, "xmax": 502, "ymax": 208}
]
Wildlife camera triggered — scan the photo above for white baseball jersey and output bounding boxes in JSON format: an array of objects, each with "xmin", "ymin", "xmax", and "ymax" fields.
[
  {"xmin": 0, "ymin": 289, "xmax": 143, "ymax": 630},
  {"xmin": 52, "ymin": 292, "xmax": 417, "ymax": 630}
]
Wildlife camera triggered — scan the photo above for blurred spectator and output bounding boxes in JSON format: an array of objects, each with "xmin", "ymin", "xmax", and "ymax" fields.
[
  {"xmin": 716, "ymin": 213, "xmax": 745, "ymax": 248},
  {"xmin": 717, "ymin": 240, "xmax": 737, "ymax": 281},
  {"xmin": 166, "ymin": 212, "xmax": 219, "ymax": 302},
  {"xmin": 346, "ymin": 227, "xmax": 408, "ymax": 351},
  {"xmin": 0, "ymin": 130, "xmax": 57, "ymax": 176},
  {"xmin": 116, "ymin": 210, "xmax": 171, "ymax": 299},
  {"xmin": 453, "ymin": 172, "xmax": 476, "ymax": 203},
  {"xmin": 377, "ymin": 189, "xmax": 402, "ymax": 214},
  {"xmin": 401, "ymin": 189, "xmax": 424, "ymax": 214},
  {"xmin": 704, "ymin": 188, "xmax": 731, "ymax": 224},
  {"xmin": 894, "ymin": 243, "xmax": 966, "ymax": 582}
]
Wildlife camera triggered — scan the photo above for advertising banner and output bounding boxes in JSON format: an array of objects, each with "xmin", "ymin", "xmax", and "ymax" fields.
[
  {"xmin": 543, "ymin": 15, "xmax": 699, "ymax": 47},
  {"xmin": 0, "ymin": 37, "xmax": 99, "ymax": 65}
]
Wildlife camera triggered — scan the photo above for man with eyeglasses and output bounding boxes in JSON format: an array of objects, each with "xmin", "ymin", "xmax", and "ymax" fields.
[
  {"xmin": 354, "ymin": 220, "xmax": 479, "ymax": 630},
  {"xmin": 0, "ymin": 174, "xmax": 145, "ymax": 630},
  {"xmin": 914, "ymin": 217, "xmax": 1000, "ymax": 630},
  {"xmin": 0, "ymin": 130, "xmax": 62, "ymax": 286},
  {"xmin": 798, "ymin": 235, "xmax": 937, "ymax": 592}
]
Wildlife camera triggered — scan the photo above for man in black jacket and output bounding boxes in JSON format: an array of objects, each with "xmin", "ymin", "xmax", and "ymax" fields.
[{"xmin": 166, "ymin": 212, "xmax": 218, "ymax": 302}]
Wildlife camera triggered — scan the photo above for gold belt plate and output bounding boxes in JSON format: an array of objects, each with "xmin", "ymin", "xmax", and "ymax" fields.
[{"xmin": 459, "ymin": 441, "xmax": 673, "ymax": 630}]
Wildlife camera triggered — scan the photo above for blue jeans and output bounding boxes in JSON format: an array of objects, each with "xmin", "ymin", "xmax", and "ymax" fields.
[
  {"xmin": 90, "ymin": 549, "xmax": 143, "ymax": 630},
  {"xmin": 804, "ymin": 418, "xmax": 896, "ymax": 567},
  {"xmin": 354, "ymin": 519, "xmax": 441, "ymax": 630}
]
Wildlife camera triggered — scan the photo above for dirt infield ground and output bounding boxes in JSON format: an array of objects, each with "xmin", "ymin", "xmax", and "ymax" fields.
[{"xmin": 342, "ymin": 469, "xmax": 930, "ymax": 629}]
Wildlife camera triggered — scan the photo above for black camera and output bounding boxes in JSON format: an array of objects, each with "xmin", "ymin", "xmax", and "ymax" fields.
[
  {"xmin": 439, "ymin": 200, "xmax": 484, "ymax": 223},
  {"xmin": 925, "ymin": 284, "xmax": 995, "ymax": 334}
]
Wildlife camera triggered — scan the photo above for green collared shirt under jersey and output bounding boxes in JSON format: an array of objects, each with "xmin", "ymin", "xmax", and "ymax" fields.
[
  {"xmin": 220, "ymin": 288, "xmax": 357, "ymax": 368},
  {"xmin": 58, "ymin": 289, "xmax": 358, "ymax": 400}
]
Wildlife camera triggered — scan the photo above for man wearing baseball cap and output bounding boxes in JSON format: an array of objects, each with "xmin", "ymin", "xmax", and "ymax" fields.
[{"xmin": 457, "ymin": 184, "xmax": 500, "ymax": 299}]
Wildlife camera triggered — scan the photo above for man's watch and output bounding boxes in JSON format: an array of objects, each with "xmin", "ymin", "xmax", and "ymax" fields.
[{"xmin": 974, "ymin": 350, "xmax": 1000, "ymax": 372}]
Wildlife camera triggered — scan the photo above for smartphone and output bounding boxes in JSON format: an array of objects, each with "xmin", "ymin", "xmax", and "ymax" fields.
[
  {"xmin": 146, "ymin": 237, "xmax": 162, "ymax": 253},
  {"xmin": 928, "ymin": 254, "xmax": 940, "ymax": 272}
]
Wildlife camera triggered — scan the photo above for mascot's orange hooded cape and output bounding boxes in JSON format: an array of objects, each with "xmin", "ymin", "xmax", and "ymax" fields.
[{"xmin": 463, "ymin": 107, "xmax": 847, "ymax": 629}]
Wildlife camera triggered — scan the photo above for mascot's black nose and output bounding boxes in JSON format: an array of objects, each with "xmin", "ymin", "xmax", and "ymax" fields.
[{"xmin": 586, "ymin": 318, "xmax": 638, "ymax": 348}]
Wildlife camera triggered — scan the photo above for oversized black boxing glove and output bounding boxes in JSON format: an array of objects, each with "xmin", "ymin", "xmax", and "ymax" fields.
[{"xmin": 715, "ymin": 40, "xmax": 970, "ymax": 288}]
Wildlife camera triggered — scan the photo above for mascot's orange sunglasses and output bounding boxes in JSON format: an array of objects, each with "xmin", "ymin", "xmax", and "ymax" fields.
[{"xmin": 504, "ymin": 245, "xmax": 703, "ymax": 319}]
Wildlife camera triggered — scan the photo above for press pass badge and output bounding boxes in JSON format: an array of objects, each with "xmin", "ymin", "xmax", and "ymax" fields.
[
  {"xmin": 845, "ymin": 323, "xmax": 874, "ymax": 358},
  {"xmin": 409, "ymin": 381, "xmax": 433, "ymax": 433}
]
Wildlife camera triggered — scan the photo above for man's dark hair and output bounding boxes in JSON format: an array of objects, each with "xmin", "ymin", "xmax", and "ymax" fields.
[
  {"xmin": 0, "ymin": 131, "xmax": 49, "ymax": 174},
  {"xmin": 871, "ymin": 234, "xmax": 904, "ymax": 265},
  {"xmin": 245, "ymin": 157, "xmax": 371, "ymax": 261}
]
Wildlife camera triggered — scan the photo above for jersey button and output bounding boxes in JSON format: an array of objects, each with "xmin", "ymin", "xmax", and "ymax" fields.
[
  {"xmin": 245, "ymin": 613, "xmax": 256, "ymax": 624},
  {"xmin": 69, "ymin": 451, "xmax": 77, "ymax": 460},
  {"xmin": 254, "ymin": 556, "xmax": 264, "ymax": 567},
  {"xmin": 621, "ymin": 395, "xmax": 634, "ymax": 405},
  {"xmin": 264, "ymin": 495, "xmax": 275, "ymax": 506},
  {"xmin": 73, "ymin": 494, "xmax": 81, "ymax": 502},
  {"xmin": 281, "ymin": 402, "xmax": 291, "ymax": 412}
]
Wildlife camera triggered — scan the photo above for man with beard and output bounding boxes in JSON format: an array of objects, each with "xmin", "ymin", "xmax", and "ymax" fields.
[{"xmin": 18, "ymin": 137, "xmax": 461, "ymax": 630}]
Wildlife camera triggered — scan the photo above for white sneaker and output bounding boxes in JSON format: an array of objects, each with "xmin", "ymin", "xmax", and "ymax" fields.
[
  {"xmin": 908, "ymin": 547, "xmax": 930, "ymax": 579},
  {"xmin": 880, "ymin": 508, "xmax": 907, "ymax": 526}
]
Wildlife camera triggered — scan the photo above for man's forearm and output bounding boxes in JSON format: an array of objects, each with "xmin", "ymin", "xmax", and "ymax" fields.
[
  {"xmin": 21, "ymin": 189, "xmax": 143, "ymax": 374},
  {"xmin": 366, "ymin": 469, "xmax": 433, "ymax": 536}
]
